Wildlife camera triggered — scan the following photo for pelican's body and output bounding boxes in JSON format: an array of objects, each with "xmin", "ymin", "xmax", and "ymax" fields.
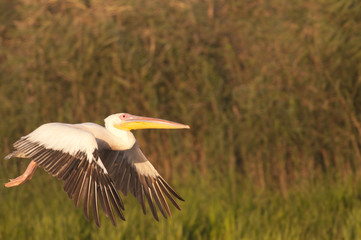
[{"xmin": 5, "ymin": 113, "xmax": 190, "ymax": 227}]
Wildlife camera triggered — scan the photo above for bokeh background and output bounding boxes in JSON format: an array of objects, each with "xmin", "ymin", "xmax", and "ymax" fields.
[{"xmin": 1, "ymin": 0, "xmax": 361, "ymax": 239}]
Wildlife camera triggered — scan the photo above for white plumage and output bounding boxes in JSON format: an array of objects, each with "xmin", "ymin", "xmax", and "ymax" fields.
[
  {"xmin": 5, "ymin": 113, "xmax": 190, "ymax": 227},
  {"xmin": 27, "ymin": 123, "xmax": 100, "ymax": 166}
]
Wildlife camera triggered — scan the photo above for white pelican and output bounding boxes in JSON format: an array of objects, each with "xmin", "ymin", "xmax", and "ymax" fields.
[{"xmin": 5, "ymin": 113, "xmax": 190, "ymax": 227}]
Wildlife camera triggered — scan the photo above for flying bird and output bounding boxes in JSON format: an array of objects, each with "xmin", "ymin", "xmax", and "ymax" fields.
[{"xmin": 4, "ymin": 113, "xmax": 190, "ymax": 227}]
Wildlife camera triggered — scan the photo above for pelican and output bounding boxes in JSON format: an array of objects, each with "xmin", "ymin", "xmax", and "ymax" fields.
[{"xmin": 4, "ymin": 113, "xmax": 190, "ymax": 227}]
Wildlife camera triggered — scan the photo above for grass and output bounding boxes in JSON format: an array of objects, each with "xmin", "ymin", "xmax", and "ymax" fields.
[
  {"xmin": 1, "ymin": 0, "xmax": 361, "ymax": 239},
  {"xmin": 2, "ymin": 160, "xmax": 361, "ymax": 240},
  {"xmin": 1, "ymin": 0, "xmax": 360, "ymax": 185}
]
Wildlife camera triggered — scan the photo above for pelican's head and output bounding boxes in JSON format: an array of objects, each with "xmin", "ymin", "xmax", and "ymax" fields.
[{"xmin": 105, "ymin": 113, "xmax": 190, "ymax": 131}]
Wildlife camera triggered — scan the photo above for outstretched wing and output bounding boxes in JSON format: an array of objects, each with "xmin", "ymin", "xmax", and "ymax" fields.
[
  {"xmin": 100, "ymin": 142, "xmax": 184, "ymax": 221},
  {"xmin": 9, "ymin": 123, "xmax": 124, "ymax": 227}
]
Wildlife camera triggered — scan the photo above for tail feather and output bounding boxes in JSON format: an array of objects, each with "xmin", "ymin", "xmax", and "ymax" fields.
[
  {"xmin": 5, "ymin": 153, "xmax": 14, "ymax": 159},
  {"xmin": 5, "ymin": 151, "xmax": 26, "ymax": 159}
]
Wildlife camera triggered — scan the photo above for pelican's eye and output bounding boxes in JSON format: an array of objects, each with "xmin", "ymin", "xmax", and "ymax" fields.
[{"xmin": 119, "ymin": 114, "xmax": 128, "ymax": 120}]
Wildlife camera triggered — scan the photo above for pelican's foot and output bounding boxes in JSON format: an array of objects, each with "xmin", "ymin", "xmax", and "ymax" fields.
[
  {"xmin": 5, "ymin": 175, "xmax": 29, "ymax": 188},
  {"xmin": 4, "ymin": 160, "xmax": 38, "ymax": 188}
]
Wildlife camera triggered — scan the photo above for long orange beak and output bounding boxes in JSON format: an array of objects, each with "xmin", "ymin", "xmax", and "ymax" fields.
[{"xmin": 115, "ymin": 115, "xmax": 190, "ymax": 131}]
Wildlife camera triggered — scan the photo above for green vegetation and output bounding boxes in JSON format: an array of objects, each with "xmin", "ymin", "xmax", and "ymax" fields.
[
  {"xmin": 2, "ymin": 167, "xmax": 361, "ymax": 239},
  {"xmin": 1, "ymin": 0, "xmax": 361, "ymax": 239}
]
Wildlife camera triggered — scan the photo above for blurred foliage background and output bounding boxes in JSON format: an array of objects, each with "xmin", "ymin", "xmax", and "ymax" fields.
[{"xmin": 1, "ymin": 0, "xmax": 361, "ymax": 239}]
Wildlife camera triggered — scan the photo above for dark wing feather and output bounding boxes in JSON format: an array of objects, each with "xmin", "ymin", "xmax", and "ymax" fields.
[
  {"xmin": 100, "ymin": 142, "xmax": 184, "ymax": 220},
  {"xmin": 9, "ymin": 124, "xmax": 125, "ymax": 227}
]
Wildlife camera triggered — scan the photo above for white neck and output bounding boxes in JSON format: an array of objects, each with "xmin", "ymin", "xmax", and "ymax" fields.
[{"xmin": 105, "ymin": 121, "xmax": 136, "ymax": 150}]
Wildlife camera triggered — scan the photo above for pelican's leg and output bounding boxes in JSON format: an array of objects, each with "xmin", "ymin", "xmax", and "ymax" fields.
[{"xmin": 5, "ymin": 160, "xmax": 39, "ymax": 188}]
